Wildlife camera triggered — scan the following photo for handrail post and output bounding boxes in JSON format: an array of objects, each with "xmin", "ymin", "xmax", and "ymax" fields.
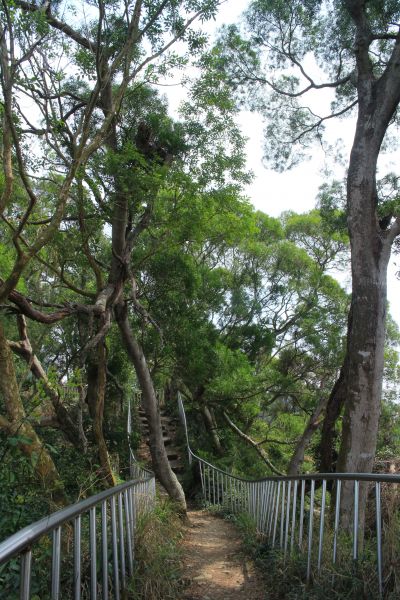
[
  {"xmin": 353, "ymin": 480, "xmax": 359, "ymax": 561},
  {"xmin": 19, "ymin": 549, "xmax": 32, "ymax": 600},
  {"xmin": 51, "ymin": 526, "xmax": 62, "ymax": 600},
  {"xmin": 306, "ymin": 480, "xmax": 315, "ymax": 584},
  {"xmin": 375, "ymin": 482, "xmax": 383, "ymax": 598}
]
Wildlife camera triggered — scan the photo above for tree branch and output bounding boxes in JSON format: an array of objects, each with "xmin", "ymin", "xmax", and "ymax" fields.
[
  {"xmin": 222, "ymin": 410, "xmax": 284, "ymax": 476},
  {"xmin": 8, "ymin": 315, "xmax": 83, "ymax": 449},
  {"xmin": 14, "ymin": 1, "xmax": 97, "ymax": 51}
]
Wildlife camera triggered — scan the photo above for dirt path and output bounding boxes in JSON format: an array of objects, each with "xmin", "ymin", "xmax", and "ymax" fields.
[{"xmin": 181, "ymin": 509, "xmax": 265, "ymax": 600}]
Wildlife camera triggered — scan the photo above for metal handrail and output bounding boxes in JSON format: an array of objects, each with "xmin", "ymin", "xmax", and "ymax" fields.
[
  {"xmin": 0, "ymin": 399, "xmax": 156, "ymax": 599},
  {"xmin": 0, "ymin": 478, "xmax": 152, "ymax": 565},
  {"xmin": 177, "ymin": 393, "xmax": 397, "ymax": 598},
  {"xmin": 127, "ymin": 400, "xmax": 153, "ymax": 478}
]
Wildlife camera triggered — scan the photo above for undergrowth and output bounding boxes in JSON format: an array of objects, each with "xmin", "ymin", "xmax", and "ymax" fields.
[
  {"xmin": 128, "ymin": 498, "xmax": 185, "ymax": 600},
  {"xmin": 228, "ymin": 510, "xmax": 397, "ymax": 600}
]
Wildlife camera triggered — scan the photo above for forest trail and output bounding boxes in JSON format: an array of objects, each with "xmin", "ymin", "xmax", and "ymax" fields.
[{"xmin": 181, "ymin": 509, "xmax": 265, "ymax": 599}]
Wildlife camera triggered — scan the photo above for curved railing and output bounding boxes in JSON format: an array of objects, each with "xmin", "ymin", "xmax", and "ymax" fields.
[
  {"xmin": 178, "ymin": 393, "xmax": 399, "ymax": 598},
  {"xmin": 0, "ymin": 401, "xmax": 155, "ymax": 599}
]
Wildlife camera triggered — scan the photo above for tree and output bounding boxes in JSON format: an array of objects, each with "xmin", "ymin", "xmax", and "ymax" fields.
[
  {"xmin": 0, "ymin": 0, "xmax": 226, "ymax": 512},
  {"xmin": 133, "ymin": 201, "xmax": 350, "ymax": 476},
  {"xmin": 215, "ymin": 0, "xmax": 400, "ymax": 524}
]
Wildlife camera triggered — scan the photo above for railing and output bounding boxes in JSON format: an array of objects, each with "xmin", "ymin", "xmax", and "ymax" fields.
[
  {"xmin": 127, "ymin": 400, "xmax": 153, "ymax": 480},
  {"xmin": 178, "ymin": 393, "xmax": 399, "ymax": 598},
  {"xmin": 132, "ymin": 389, "xmax": 165, "ymax": 409},
  {"xmin": 0, "ymin": 401, "xmax": 156, "ymax": 599}
]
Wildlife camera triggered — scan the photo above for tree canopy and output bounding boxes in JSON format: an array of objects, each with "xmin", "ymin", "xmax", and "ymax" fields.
[{"xmin": 0, "ymin": 0, "xmax": 399, "ymax": 545}]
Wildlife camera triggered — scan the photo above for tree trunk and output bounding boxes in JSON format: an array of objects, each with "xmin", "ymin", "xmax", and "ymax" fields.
[
  {"xmin": 87, "ymin": 343, "xmax": 116, "ymax": 486},
  {"xmin": 336, "ymin": 0, "xmax": 400, "ymax": 533},
  {"xmin": 0, "ymin": 322, "xmax": 65, "ymax": 504},
  {"xmin": 336, "ymin": 242, "xmax": 390, "ymax": 527},
  {"xmin": 336, "ymin": 115, "xmax": 393, "ymax": 529},
  {"xmin": 192, "ymin": 385, "xmax": 224, "ymax": 453},
  {"xmin": 115, "ymin": 302, "xmax": 187, "ymax": 514},
  {"xmin": 201, "ymin": 404, "xmax": 224, "ymax": 456},
  {"xmin": 287, "ymin": 393, "xmax": 328, "ymax": 476},
  {"xmin": 202, "ymin": 405, "xmax": 221, "ymax": 452},
  {"xmin": 318, "ymin": 351, "xmax": 350, "ymax": 473}
]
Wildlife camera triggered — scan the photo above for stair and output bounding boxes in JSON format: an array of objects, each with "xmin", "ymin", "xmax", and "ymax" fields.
[{"xmin": 137, "ymin": 407, "xmax": 185, "ymax": 478}]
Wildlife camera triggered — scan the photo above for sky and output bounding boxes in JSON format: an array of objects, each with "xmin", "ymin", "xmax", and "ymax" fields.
[{"xmin": 162, "ymin": 0, "xmax": 400, "ymax": 327}]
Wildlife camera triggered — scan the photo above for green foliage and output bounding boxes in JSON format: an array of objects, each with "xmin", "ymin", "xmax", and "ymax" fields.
[
  {"xmin": 213, "ymin": 0, "xmax": 400, "ymax": 170},
  {"xmin": 1, "ymin": 10, "xmax": 400, "ymax": 600},
  {"xmin": 0, "ymin": 436, "xmax": 46, "ymax": 539},
  {"xmin": 135, "ymin": 200, "xmax": 356, "ymax": 476},
  {"xmin": 377, "ymin": 399, "xmax": 400, "ymax": 459}
]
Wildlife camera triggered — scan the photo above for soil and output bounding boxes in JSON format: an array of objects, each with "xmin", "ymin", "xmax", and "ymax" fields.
[{"xmin": 180, "ymin": 509, "xmax": 265, "ymax": 600}]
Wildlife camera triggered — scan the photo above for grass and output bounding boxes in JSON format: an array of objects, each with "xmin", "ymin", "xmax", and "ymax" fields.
[
  {"xmin": 127, "ymin": 497, "xmax": 185, "ymax": 600},
  {"xmin": 223, "ymin": 509, "xmax": 398, "ymax": 599}
]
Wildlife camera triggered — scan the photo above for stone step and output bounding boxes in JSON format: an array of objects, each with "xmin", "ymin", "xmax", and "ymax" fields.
[
  {"xmin": 145, "ymin": 436, "xmax": 173, "ymax": 445},
  {"xmin": 162, "ymin": 426, "xmax": 177, "ymax": 433},
  {"xmin": 140, "ymin": 427, "xmax": 179, "ymax": 436},
  {"xmin": 169, "ymin": 459, "xmax": 184, "ymax": 473},
  {"xmin": 138, "ymin": 413, "xmax": 179, "ymax": 422},
  {"xmin": 166, "ymin": 452, "xmax": 180, "ymax": 461},
  {"xmin": 139, "ymin": 418, "xmax": 177, "ymax": 430}
]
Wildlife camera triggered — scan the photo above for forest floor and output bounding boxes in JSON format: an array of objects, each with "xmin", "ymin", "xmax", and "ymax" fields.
[{"xmin": 180, "ymin": 508, "xmax": 265, "ymax": 599}]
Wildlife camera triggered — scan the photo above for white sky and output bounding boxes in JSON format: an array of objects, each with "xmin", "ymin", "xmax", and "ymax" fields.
[{"xmin": 165, "ymin": 0, "xmax": 400, "ymax": 328}]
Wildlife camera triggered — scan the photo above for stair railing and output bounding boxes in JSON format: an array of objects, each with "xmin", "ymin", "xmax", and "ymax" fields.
[
  {"xmin": 177, "ymin": 393, "xmax": 399, "ymax": 598},
  {"xmin": 0, "ymin": 401, "xmax": 156, "ymax": 599},
  {"xmin": 127, "ymin": 400, "xmax": 153, "ymax": 479}
]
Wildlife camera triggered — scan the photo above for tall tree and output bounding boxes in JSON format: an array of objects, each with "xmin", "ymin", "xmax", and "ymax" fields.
[{"xmin": 216, "ymin": 0, "xmax": 400, "ymax": 523}]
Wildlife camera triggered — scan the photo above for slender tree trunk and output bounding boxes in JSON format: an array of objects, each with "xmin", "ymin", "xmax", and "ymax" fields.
[
  {"xmin": 115, "ymin": 302, "xmax": 187, "ymax": 514},
  {"xmin": 193, "ymin": 384, "xmax": 223, "ymax": 456},
  {"xmin": 94, "ymin": 343, "xmax": 116, "ymax": 486},
  {"xmin": 0, "ymin": 322, "xmax": 65, "ymax": 503},
  {"xmin": 205, "ymin": 404, "xmax": 224, "ymax": 456},
  {"xmin": 287, "ymin": 393, "xmax": 328, "ymax": 476},
  {"xmin": 222, "ymin": 411, "xmax": 284, "ymax": 476},
  {"xmin": 318, "ymin": 350, "xmax": 350, "ymax": 473},
  {"xmin": 201, "ymin": 404, "xmax": 224, "ymax": 456}
]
